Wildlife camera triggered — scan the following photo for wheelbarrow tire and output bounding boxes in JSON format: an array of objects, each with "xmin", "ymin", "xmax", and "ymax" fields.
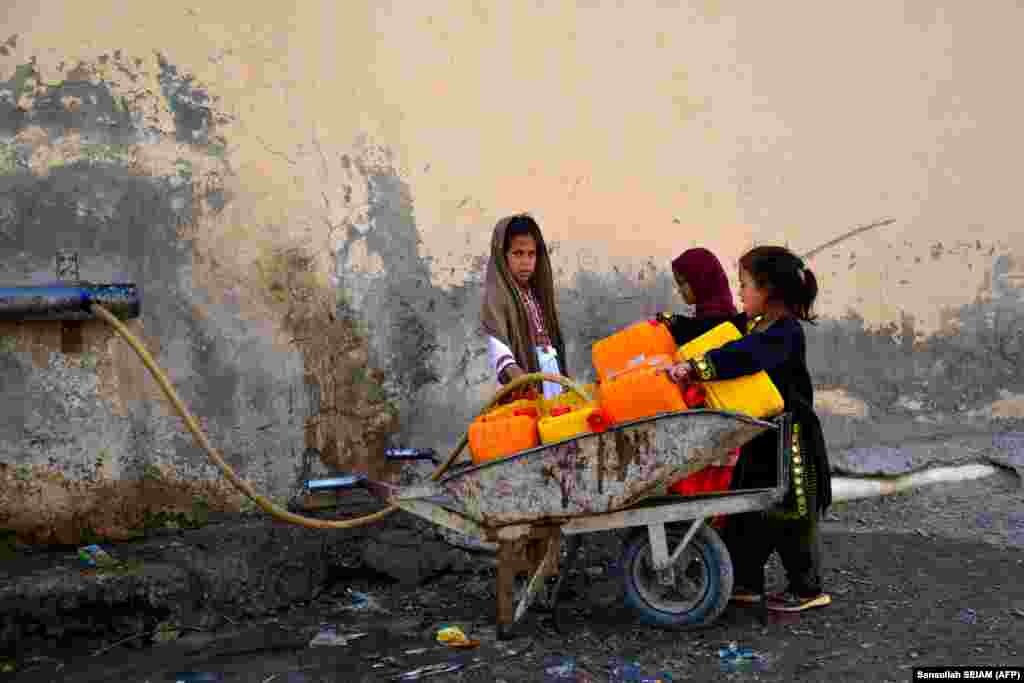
[{"xmin": 621, "ymin": 523, "xmax": 733, "ymax": 629}]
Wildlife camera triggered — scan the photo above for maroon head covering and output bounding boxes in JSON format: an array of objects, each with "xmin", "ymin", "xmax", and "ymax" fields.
[{"xmin": 671, "ymin": 248, "xmax": 738, "ymax": 318}]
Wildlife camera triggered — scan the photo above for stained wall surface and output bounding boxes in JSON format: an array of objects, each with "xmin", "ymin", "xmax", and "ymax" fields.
[{"xmin": 2, "ymin": 1, "xmax": 1023, "ymax": 543}]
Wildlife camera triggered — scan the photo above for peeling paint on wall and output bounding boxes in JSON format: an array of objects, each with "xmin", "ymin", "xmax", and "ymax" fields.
[{"xmin": 0, "ymin": 52, "xmax": 396, "ymax": 545}]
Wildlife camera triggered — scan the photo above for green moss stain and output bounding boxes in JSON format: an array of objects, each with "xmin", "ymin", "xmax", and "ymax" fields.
[
  {"xmin": 12, "ymin": 62, "xmax": 35, "ymax": 97},
  {"xmin": 142, "ymin": 507, "xmax": 208, "ymax": 531},
  {"xmin": 0, "ymin": 528, "xmax": 17, "ymax": 561},
  {"xmin": 142, "ymin": 463, "xmax": 163, "ymax": 481},
  {"xmin": 92, "ymin": 558, "xmax": 145, "ymax": 577},
  {"xmin": 174, "ymin": 158, "xmax": 193, "ymax": 179},
  {"xmin": 80, "ymin": 143, "xmax": 132, "ymax": 165},
  {"xmin": 367, "ymin": 382, "xmax": 387, "ymax": 403},
  {"xmin": 206, "ymin": 141, "xmax": 227, "ymax": 159},
  {"xmin": 0, "ymin": 145, "xmax": 18, "ymax": 175}
]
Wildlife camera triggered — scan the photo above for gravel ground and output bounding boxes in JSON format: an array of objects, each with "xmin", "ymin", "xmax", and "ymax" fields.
[{"xmin": 7, "ymin": 466, "xmax": 1022, "ymax": 683}]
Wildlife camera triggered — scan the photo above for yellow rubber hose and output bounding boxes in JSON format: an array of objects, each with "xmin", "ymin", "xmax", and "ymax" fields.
[{"xmin": 91, "ymin": 302, "xmax": 592, "ymax": 529}]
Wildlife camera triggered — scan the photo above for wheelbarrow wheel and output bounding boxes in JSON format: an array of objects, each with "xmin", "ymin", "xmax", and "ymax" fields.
[{"xmin": 621, "ymin": 522, "xmax": 733, "ymax": 629}]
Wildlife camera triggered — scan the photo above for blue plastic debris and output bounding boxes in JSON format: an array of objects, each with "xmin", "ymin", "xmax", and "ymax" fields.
[
  {"xmin": 544, "ymin": 655, "xmax": 576, "ymax": 680},
  {"xmin": 718, "ymin": 642, "xmax": 768, "ymax": 672},
  {"xmin": 169, "ymin": 673, "xmax": 224, "ymax": 683},
  {"xmin": 609, "ymin": 657, "xmax": 673, "ymax": 682}
]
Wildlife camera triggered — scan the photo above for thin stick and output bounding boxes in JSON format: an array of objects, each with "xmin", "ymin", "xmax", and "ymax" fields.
[
  {"xmin": 801, "ymin": 218, "xmax": 897, "ymax": 261},
  {"xmin": 90, "ymin": 625, "xmax": 206, "ymax": 657}
]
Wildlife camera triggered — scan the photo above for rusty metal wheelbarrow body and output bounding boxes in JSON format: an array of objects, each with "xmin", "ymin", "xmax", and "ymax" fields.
[{"xmin": 388, "ymin": 410, "xmax": 793, "ymax": 637}]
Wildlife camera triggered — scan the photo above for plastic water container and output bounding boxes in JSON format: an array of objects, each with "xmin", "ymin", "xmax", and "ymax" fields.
[
  {"xmin": 468, "ymin": 413, "xmax": 539, "ymax": 464},
  {"xmin": 592, "ymin": 320, "xmax": 678, "ymax": 384},
  {"xmin": 480, "ymin": 399, "xmax": 541, "ymax": 421},
  {"xmin": 538, "ymin": 402, "xmax": 599, "ymax": 444},
  {"xmin": 669, "ymin": 448, "xmax": 741, "ymax": 495},
  {"xmin": 598, "ymin": 354, "xmax": 686, "ymax": 425},
  {"xmin": 677, "ymin": 322, "xmax": 785, "ymax": 419},
  {"xmin": 541, "ymin": 383, "xmax": 597, "ymax": 414}
]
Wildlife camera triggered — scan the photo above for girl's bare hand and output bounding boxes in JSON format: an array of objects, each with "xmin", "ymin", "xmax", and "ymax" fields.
[{"xmin": 667, "ymin": 362, "xmax": 692, "ymax": 385}]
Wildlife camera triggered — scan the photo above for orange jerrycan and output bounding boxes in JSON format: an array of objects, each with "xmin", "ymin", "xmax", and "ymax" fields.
[
  {"xmin": 592, "ymin": 320, "xmax": 677, "ymax": 385},
  {"xmin": 599, "ymin": 354, "xmax": 686, "ymax": 425}
]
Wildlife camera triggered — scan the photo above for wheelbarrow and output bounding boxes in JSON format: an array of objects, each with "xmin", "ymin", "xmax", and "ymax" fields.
[{"xmin": 350, "ymin": 408, "xmax": 793, "ymax": 639}]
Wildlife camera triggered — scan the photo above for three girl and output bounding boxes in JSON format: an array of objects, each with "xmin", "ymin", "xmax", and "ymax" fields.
[
  {"xmin": 479, "ymin": 224, "xmax": 833, "ymax": 612},
  {"xmin": 664, "ymin": 245, "xmax": 832, "ymax": 612}
]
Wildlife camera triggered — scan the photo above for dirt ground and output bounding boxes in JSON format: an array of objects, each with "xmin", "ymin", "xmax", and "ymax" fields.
[{"xmin": 5, "ymin": 466, "xmax": 1022, "ymax": 683}]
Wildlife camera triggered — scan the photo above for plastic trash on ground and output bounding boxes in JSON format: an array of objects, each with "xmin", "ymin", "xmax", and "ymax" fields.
[
  {"xmin": 395, "ymin": 662, "xmax": 465, "ymax": 679},
  {"xmin": 171, "ymin": 673, "xmax": 225, "ymax": 683},
  {"xmin": 77, "ymin": 544, "xmax": 117, "ymax": 568},
  {"xmin": 608, "ymin": 657, "xmax": 673, "ymax": 682},
  {"xmin": 435, "ymin": 625, "xmax": 480, "ymax": 649},
  {"xmin": 718, "ymin": 642, "xmax": 768, "ymax": 672},
  {"xmin": 308, "ymin": 624, "xmax": 368, "ymax": 647},
  {"xmin": 336, "ymin": 587, "xmax": 385, "ymax": 613},
  {"xmin": 544, "ymin": 656, "xmax": 601, "ymax": 682},
  {"xmin": 543, "ymin": 655, "xmax": 575, "ymax": 680}
]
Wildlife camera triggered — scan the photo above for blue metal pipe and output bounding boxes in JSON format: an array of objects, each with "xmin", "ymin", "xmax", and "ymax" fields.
[{"xmin": 0, "ymin": 283, "xmax": 141, "ymax": 321}]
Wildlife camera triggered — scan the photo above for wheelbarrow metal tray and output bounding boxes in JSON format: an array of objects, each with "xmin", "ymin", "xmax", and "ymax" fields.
[{"xmin": 392, "ymin": 409, "xmax": 775, "ymax": 528}]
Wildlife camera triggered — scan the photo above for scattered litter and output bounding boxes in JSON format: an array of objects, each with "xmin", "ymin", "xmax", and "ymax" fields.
[
  {"xmin": 958, "ymin": 608, "xmax": 978, "ymax": 625},
  {"xmin": 608, "ymin": 657, "xmax": 673, "ymax": 682},
  {"xmin": 308, "ymin": 625, "xmax": 368, "ymax": 647},
  {"xmin": 403, "ymin": 648, "xmax": 429, "ymax": 655},
  {"xmin": 394, "ymin": 662, "xmax": 464, "ymax": 680},
  {"xmin": 170, "ymin": 673, "xmax": 224, "ymax": 683},
  {"xmin": 347, "ymin": 589, "xmax": 371, "ymax": 609},
  {"xmin": 544, "ymin": 655, "xmax": 576, "ymax": 680},
  {"xmin": 1013, "ymin": 608, "xmax": 1024, "ymax": 618},
  {"xmin": 372, "ymin": 657, "xmax": 400, "ymax": 669},
  {"xmin": 153, "ymin": 621, "xmax": 181, "ymax": 644},
  {"xmin": 718, "ymin": 642, "xmax": 756, "ymax": 660},
  {"xmin": 336, "ymin": 587, "xmax": 385, "ymax": 613},
  {"xmin": 78, "ymin": 544, "xmax": 117, "ymax": 568},
  {"xmin": 435, "ymin": 626, "xmax": 480, "ymax": 649},
  {"xmin": 718, "ymin": 642, "xmax": 768, "ymax": 672}
]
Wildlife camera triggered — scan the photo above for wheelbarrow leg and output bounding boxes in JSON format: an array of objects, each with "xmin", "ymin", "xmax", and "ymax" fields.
[
  {"xmin": 549, "ymin": 534, "xmax": 581, "ymax": 634},
  {"xmin": 495, "ymin": 525, "xmax": 533, "ymax": 640},
  {"xmin": 495, "ymin": 526, "xmax": 562, "ymax": 640},
  {"xmin": 514, "ymin": 527, "xmax": 561, "ymax": 624},
  {"xmin": 495, "ymin": 540, "xmax": 519, "ymax": 641}
]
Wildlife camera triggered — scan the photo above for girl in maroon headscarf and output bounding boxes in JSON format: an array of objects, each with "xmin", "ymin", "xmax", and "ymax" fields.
[
  {"xmin": 658, "ymin": 247, "xmax": 746, "ymax": 518},
  {"xmin": 657, "ymin": 247, "xmax": 745, "ymax": 344}
]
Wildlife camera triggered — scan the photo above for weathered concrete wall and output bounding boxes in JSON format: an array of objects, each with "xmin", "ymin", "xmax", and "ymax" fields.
[{"xmin": 2, "ymin": 1, "xmax": 1024, "ymax": 544}]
